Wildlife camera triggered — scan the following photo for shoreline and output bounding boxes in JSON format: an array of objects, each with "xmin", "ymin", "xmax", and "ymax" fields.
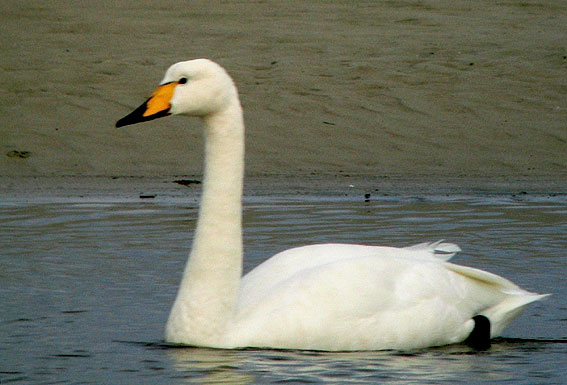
[{"xmin": 2, "ymin": 175, "xmax": 566, "ymax": 203}]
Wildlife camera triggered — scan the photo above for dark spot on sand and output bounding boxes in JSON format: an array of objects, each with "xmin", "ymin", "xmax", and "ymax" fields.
[{"xmin": 6, "ymin": 150, "xmax": 31, "ymax": 159}]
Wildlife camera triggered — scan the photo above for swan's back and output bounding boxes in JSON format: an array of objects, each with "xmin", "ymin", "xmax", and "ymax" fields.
[{"xmin": 238, "ymin": 242, "xmax": 459, "ymax": 311}]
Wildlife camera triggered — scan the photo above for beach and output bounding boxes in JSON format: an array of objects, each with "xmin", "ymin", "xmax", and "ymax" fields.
[{"xmin": 1, "ymin": 0, "xmax": 566, "ymax": 191}]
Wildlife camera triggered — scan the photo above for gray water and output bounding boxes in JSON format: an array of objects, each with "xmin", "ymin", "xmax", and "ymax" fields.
[{"xmin": 1, "ymin": 194, "xmax": 566, "ymax": 384}]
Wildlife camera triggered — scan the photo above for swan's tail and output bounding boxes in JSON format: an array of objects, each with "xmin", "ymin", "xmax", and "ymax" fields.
[
  {"xmin": 446, "ymin": 261, "xmax": 550, "ymax": 337},
  {"xmin": 481, "ymin": 291, "xmax": 550, "ymax": 337}
]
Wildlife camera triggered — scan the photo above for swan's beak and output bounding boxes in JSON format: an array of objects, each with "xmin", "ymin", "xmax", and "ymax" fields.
[{"xmin": 116, "ymin": 82, "xmax": 177, "ymax": 128}]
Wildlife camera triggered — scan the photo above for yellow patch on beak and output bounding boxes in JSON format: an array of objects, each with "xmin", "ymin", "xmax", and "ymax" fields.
[
  {"xmin": 115, "ymin": 81, "xmax": 178, "ymax": 128},
  {"xmin": 144, "ymin": 82, "xmax": 177, "ymax": 117}
]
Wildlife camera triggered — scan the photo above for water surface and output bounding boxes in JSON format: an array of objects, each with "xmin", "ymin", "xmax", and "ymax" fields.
[{"xmin": 1, "ymin": 195, "xmax": 565, "ymax": 384}]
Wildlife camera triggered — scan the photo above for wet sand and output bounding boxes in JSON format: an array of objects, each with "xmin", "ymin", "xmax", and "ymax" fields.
[{"xmin": 1, "ymin": 1, "xmax": 566, "ymax": 190}]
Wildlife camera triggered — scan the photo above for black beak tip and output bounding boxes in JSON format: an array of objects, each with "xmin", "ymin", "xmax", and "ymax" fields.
[
  {"xmin": 115, "ymin": 100, "xmax": 170, "ymax": 128},
  {"xmin": 115, "ymin": 116, "xmax": 132, "ymax": 128},
  {"xmin": 115, "ymin": 101, "xmax": 148, "ymax": 128}
]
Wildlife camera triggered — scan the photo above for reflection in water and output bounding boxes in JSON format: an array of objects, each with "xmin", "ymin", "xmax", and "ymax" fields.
[
  {"xmin": 165, "ymin": 340, "xmax": 556, "ymax": 384},
  {"xmin": 0, "ymin": 196, "xmax": 565, "ymax": 384},
  {"xmin": 168, "ymin": 347, "xmax": 254, "ymax": 384}
]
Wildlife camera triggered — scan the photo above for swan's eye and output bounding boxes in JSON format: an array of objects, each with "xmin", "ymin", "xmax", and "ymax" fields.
[{"xmin": 178, "ymin": 77, "xmax": 188, "ymax": 84}]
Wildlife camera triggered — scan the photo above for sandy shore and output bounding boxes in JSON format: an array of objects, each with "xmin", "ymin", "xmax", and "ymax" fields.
[{"xmin": 1, "ymin": 1, "xmax": 566, "ymax": 189}]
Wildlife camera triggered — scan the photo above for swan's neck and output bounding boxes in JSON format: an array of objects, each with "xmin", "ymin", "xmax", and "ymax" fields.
[{"xmin": 166, "ymin": 100, "xmax": 244, "ymax": 345}]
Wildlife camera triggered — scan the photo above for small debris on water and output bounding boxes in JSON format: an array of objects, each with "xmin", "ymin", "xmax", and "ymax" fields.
[{"xmin": 173, "ymin": 179, "xmax": 202, "ymax": 187}]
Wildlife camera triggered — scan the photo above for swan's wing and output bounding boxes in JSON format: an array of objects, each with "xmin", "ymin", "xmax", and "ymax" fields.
[
  {"xmin": 239, "ymin": 242, "xmax": 460, "ymax": 311},
  {"xmin": 233, "ymin": 253, "xmax": 476, "ymax": 350}
]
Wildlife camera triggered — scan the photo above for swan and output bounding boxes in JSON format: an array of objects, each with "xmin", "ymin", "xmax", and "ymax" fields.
[{"xmin": 116, "ymin": 58, "xmax": 548, "ymax": 351}]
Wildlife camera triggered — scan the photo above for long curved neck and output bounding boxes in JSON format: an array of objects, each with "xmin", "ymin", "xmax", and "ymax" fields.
[{"xmin": 166, "ymin": 99, "xmax": 244, "ymax": 345}]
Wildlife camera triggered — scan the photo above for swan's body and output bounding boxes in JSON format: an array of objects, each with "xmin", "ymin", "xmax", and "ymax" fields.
[{"xmin": 116, "ymin": 59, "xmax": 547, "ymax": 351}]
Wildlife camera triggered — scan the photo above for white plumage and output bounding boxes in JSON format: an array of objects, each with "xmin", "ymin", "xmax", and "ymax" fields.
[{"xmin": 116, "ymin": 59, "xmax": 548, "ymax": 351}]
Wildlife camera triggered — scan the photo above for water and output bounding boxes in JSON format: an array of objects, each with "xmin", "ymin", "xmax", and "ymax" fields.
[{"xmin": 1, "ymin": 194, "xmax": 566, "ymax": 384}]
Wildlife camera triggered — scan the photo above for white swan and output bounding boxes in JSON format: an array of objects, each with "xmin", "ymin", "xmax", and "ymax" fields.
[{"xmin": 116, "ymin": 59, "xmax": 548, "ymax": 351}]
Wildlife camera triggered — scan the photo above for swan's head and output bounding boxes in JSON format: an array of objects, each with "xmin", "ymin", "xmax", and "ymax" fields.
[{"xmin": 116, "ymin": 59, "xmax": 238, "ymax": 127}]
